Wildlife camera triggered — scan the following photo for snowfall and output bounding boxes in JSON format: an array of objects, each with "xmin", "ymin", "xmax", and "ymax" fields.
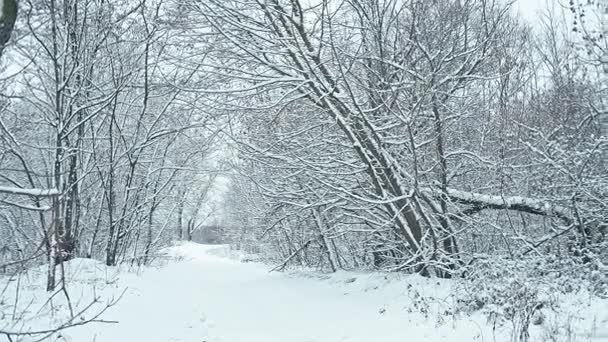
[{"xmin": 1, "ymin": 243, "xmax": 607, "ymax": 342}]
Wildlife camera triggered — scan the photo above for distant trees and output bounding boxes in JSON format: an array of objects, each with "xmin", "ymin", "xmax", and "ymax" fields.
[{"xmin": 0, "ymin": 0, "xmax": 221, "ymax": 291}]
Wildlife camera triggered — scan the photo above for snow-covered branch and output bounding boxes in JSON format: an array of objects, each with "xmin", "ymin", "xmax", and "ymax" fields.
[
  {"xmin": 443, "ymin": 188, "xmax": 573, "ymax": 224},
  {"xmin": 0, "ymin": 186, "xmax": 61, "ymax": 197}
]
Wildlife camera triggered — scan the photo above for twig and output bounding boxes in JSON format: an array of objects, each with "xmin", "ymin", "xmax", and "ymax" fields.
[
  {"xmin": 270, "ymin": 237, "xmax": 317, "ymax": 272},
  {"xmin": 0, "ymin": 288, "xmax": 126, "ymax": 341}
]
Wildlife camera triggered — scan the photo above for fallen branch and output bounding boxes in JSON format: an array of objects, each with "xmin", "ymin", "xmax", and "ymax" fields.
[{"xmin": 442, "ymin": 188, "xmax": 573, "ymax": 225}]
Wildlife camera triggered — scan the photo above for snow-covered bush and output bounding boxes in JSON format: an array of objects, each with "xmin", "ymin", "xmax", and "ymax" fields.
[{"xmin": 455, "ymin": 254, "xmax": 607, "ymax": 341}]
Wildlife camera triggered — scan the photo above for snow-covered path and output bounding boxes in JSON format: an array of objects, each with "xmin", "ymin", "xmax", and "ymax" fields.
[{"xmin": 64, "ymin": 243, "xmax": 486, "ymax": 342}]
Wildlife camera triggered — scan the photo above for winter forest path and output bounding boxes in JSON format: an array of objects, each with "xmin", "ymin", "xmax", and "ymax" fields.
[{"xmin": 66, "ymin": 243, "xmax": 487, "ymax": 342}]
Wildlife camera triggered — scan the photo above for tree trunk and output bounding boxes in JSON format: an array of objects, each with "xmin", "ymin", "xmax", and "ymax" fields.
[{"xmin": 0, "ymin": 0, "xmax": 17, "ymax": 57}]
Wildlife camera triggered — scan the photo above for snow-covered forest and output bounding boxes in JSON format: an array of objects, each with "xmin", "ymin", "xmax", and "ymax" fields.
[{"xmin": 0, "ymin": 0, "xmax": 607, "ymax": 341}]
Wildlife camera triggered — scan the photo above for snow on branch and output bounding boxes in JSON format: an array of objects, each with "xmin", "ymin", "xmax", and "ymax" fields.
[
  {"xmin": 0, "ymin": 199, "xmax": 51, "ymax": 211},
  {"xmin": 0, "ymin": 186, "xmax": 61, "ymax": 197},
  {"xmin": 444, "ymin": 188, "xmax": 573, "ymax": 224}
]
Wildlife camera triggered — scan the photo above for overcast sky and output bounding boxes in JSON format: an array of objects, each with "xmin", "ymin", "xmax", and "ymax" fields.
[{"xmin": 515, "ymin": 0, "xmax": 554, "ymax": 24}]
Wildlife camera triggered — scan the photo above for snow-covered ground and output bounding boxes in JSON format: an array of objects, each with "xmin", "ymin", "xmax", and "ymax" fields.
[{"xmin": 1, "ymin": 242, "xmax": 607, "ymax": 342}]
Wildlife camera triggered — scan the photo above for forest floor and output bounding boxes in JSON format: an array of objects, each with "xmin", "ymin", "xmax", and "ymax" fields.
[{"xmin": 1, "ymin": 242, "xmax": 607, "ymax": 342}]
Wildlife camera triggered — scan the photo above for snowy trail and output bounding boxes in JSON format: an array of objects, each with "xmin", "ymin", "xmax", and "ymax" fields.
[
  {"xmin": 4, "ymin": 243, "xmax": 607, "ymax": 342},
  {"xmin": 64, "ymin": 243, "xmax": 484, "ymax": 342}
]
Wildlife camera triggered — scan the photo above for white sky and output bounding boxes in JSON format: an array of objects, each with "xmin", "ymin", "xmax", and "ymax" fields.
[{"xmin": 515, "ymin": 0, "xmax": 554, "ymax": 25}]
